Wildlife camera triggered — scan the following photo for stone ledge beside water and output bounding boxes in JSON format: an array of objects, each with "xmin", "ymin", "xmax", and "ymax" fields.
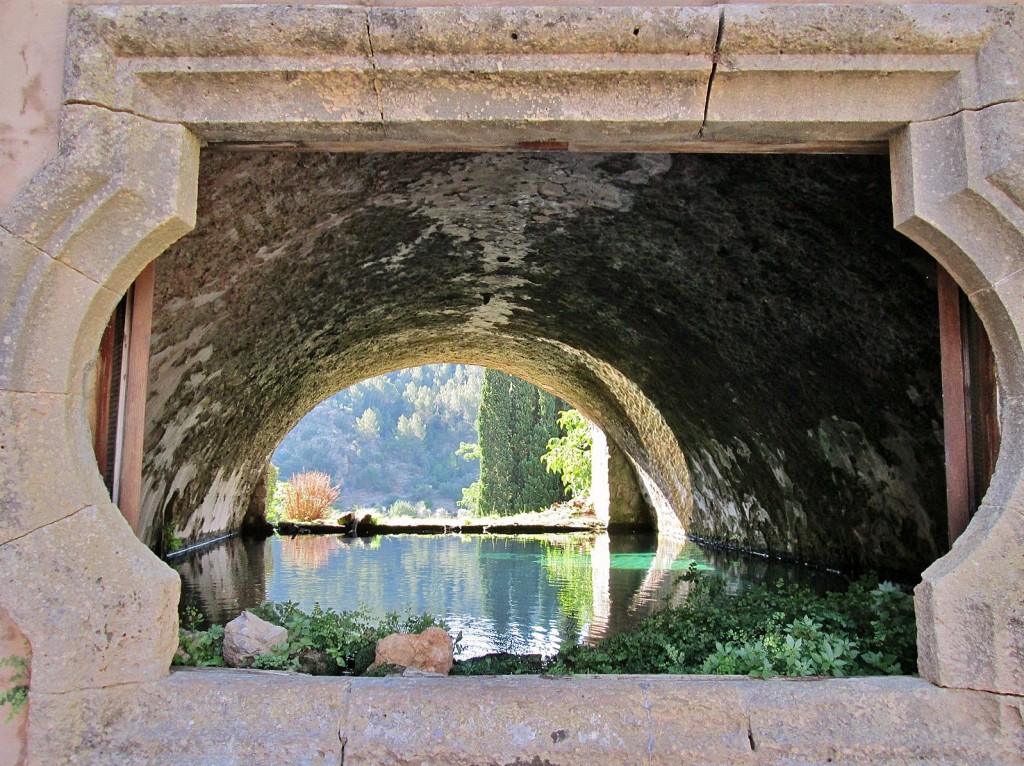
[{"xmin": 26, "ymin": 670, "xmax": 1024, "ymax": 766}]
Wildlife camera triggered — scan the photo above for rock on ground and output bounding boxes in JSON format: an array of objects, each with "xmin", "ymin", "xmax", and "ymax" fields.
[
  {"xmin": 222, "ymin": 611, "xmax": 288, "ymax": 668},
  {"xmin": 369, "ymin": 627, "xmax": 453, "ymax": 675}
]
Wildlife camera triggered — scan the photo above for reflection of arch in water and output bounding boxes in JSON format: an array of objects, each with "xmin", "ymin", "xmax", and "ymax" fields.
[
  {"xmin": 173, "ymin": 537, "xmax": 267, "ymax": 626},
  {"xmin": 625, "ymin": 537, "xmax": 691, "ymax": 617}
]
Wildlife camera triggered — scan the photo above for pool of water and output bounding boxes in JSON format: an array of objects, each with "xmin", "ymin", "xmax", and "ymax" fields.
[{"xmin": 173, "ymin": 532, "xmax": 847, "ymax": 658}]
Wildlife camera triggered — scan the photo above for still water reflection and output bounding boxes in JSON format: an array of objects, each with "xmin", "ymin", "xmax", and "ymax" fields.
[{"xmin": 174, "ymin": 533, "xmax": 846, "ymax": 658}]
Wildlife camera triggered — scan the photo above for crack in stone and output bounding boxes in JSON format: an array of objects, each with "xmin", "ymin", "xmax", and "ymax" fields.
[
  {"xmin": 62, "ymin": 98, "xmax": 188, "ymax": 128},
  {"xmin": 640, "ymin": 682, "xmax": 655, "ymax": 766},
  {"xmin": 697, "ymin": 7, "xmax": 725, "ymax": 140},
  {"xmin": 909, "ymin": 96, "xmax": 1024, "ymax": 128},
  {"xmin": 747, "ymin": 718, "xmax": 757, "ymax": 751},
  {"xmin": 338, "ymin": 680, "xmax": 353, "ymax": 765},
  {"xmin": 0, "ymin": 503, "xmax": 96, "ymax": 550},
  {"xmin": 364, "ymin": 12, "xmax": 387, "ymax": 134}
]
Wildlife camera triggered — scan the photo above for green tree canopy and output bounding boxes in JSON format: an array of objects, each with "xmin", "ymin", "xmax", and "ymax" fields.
[
  {"xmin": 476, "ymin": 370, "xmax": 566, "ymax": 515},
  {"xmin": 541, "ymin": 409, "xmax": 593, "ymax": 498}
]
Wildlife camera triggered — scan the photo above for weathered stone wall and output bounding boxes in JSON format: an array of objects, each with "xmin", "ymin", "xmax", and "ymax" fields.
[
  {"xmin": 145, "ymin": 150, "xmax": 944, "ymax": 575},
  {"xmin": 592, "ymin": 426, "xmax": 653, "ymax": 528}
]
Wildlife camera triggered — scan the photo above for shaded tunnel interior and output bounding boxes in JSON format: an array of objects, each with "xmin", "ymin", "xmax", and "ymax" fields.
[{"xmin": 137, "ymin": 151, "xmax": 946, "ymax": 577}]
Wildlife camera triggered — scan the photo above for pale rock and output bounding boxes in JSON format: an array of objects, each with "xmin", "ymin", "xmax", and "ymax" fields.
[
  {"xmin": 369, "ymin": 627, "xmax": 453, "ymax": 676},
  {"xmin": 223, "ymin": 611, "xmax": 288, "ymax": 668}
]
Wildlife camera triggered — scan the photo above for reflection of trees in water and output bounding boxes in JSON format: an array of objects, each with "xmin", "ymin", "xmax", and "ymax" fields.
[
  {"xmin": 540, "ymin": 535, "xmax": 595, "ymax": 644},
  {"xmin": 478, "ymin": 537, "xmax": 545, "ymax": 649},
  {"xmin": 175, "ymin": 533, "xmax": 849, "ymax": 656},
  {"xmin": 269, "ymin": 535, "xmax": 488, "ymax": 620},
  {"xmin": 174, "ymin": 537, "xmax": 267, "ymax": 625},
  {"xmin": 279, "ymin": 535, "xmax": 343, "ymax": 571}
]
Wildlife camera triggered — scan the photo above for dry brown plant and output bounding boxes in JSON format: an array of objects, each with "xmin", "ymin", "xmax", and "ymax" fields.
[{"xmin": 282, "ymin": 471, "xmax": 340, "ymax": 522}]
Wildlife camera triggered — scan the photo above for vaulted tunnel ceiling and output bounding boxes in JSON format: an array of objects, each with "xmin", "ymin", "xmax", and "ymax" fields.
[{"xmin": 143, "ymin": 150, "xmax": 945, "ymax": 576}]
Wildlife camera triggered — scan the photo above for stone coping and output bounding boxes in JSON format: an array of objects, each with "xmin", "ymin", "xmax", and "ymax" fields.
[{"xmin": 26, "ymin": 668, "xmax": 1024, "ymax": 765}]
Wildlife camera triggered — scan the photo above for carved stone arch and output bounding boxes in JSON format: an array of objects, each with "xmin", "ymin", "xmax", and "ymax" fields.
[
  {"xmin": 891, "ymin": 102, "xmax": 1024, "ymax": 695},
  {"xmin": 0, "ymin": 3, "xmax": 1022, "ymax": 761}
]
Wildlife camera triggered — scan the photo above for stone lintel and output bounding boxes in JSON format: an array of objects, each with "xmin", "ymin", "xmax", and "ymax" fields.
[{"xmin": 60, "ymin": 4, "xmax": 1023, "ymax": 150}]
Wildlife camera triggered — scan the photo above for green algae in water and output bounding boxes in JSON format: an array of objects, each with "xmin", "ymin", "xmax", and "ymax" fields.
[{"xmin": 609, "ymin": 552, "xmax": 714, "ymax": 571}]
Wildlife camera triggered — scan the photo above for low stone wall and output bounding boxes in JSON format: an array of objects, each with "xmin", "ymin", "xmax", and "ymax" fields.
[{"xmin": 26, "ymin": 669, "xmax": 1024, "ymax": 765}]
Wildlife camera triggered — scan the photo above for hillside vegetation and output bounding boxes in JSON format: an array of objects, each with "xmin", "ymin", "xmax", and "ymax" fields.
[{"xmin": 273, "ymin": 364, "xmax": 483, "ymax": 512}]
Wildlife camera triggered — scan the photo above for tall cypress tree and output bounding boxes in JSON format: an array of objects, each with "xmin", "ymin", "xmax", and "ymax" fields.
[
  {"xmin": 477, "ymin": 369, "xmax": 566, "ymax": 515},
  {"xmin": 478, "ymin": 369, "xmax": 516, "ymax": 515},
  {"xmin": 524, "ymin": 387, "xmax": 565, "ymax": 508}
]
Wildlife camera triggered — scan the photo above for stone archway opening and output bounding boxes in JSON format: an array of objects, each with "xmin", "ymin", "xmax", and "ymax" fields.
[
  {"xmin": 137, "ymin": 149, "xmax": 948, "ymax": 580},
  {"xmin": 262, "ymin": 362, "xmax": 660, "ymax": 532}
]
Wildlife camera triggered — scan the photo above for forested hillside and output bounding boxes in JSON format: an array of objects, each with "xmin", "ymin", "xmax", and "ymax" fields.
[{"xmin": 272, "ymin": 365, "xmax": 483, "ymax": 511}]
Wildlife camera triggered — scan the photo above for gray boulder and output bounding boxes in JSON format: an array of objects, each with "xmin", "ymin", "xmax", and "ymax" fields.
[{"xmin": 222, "ymin": 611, "xmax": 288, "ymax": 668}]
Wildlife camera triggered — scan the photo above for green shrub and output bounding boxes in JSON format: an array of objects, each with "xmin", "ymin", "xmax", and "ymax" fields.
[
  {"xmin": 247, "ymin": 601, "xmax": 460, "ymax": 675},
  {"xmin": 452, "ymin": 653, "xmax": 546, "ymax": 676},
  {"xmin": 173, "ymin": 605, "xmax": 225, "ymax": 667},
  {"xmin": 0, "ymin": 654, "xmax": 28, "ymax": 723},
  {"xmin": 541, "ymin": 409, "xmax": 593, "ymax": 498},
  {"xmin": 164, "ymin": 522, "xmax": 184, "ymax": 553},
  {"xmin": 550, "ymin": 574, "xmax": 915, "ymax": 678},
  {"xmin": 266, "ymin": 463, "xmax": 284, "ymax": 524}
]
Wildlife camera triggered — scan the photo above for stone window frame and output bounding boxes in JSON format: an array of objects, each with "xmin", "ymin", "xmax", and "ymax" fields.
[{"xmin": 1, "ymin": 4, "xmax": 1022, "ymax": 760}]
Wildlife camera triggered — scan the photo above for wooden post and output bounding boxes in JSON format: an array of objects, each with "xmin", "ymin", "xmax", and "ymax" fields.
[
  {"xmin": 964, "ymin": 300, "xmax": 1000, "ymax": 513},
  {"xmin": 92, "ymin": 316, "xmax": 117, "ymax": 481},
  {"xmin": 116, "ymin": 262, "xmax": 156, "ymax": 535},
  {"xmin": 937, "ymin": 265, "xmax": 971, "ymax": 546}
]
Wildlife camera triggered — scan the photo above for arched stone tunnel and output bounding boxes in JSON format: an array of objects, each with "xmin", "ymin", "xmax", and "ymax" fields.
[{"xmin": 141, "ymin": 150, "xmax": 945, "ymax": 576}]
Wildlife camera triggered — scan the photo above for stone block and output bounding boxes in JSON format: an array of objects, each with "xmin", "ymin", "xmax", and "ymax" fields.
[
  {"xmin": 746, "ymin": 676, "xmax": 1020, "ymax": 764},
  {"xmin": 223, "ymin": 611, "xmax": 288, "ymax": 668},
  {"xmin": 916, "ymin": 482, "xmax": 1024, "ymax": 696},
  {"xmin": 640, "ymin": 677, "xmax": 755, "ymax": 765},
  {"xmin": 65, "ymin": 3, "xmax": 372, "ymax": 108},
  {"xmin": 0, "ymin": 105, "xmax": 198, "ymax": 294},
  {"xmin": 977, "ymin": 103, "xmax": 1024, "ymax": 212},
  {"xmin": 0, "ymin": 504, "xmax": 179, "ymax": 694},
  {"xmin": 27, "ymin": 667, "xmax": 350, "ymax": 766},
  {"xmin": 707, "ymin": 5, "xmax": 1023, "ymax": 145},
  {"xmin": 65, "ymin": 5, "xmax": 381, "ymax": 142},
  {"xmin": 343, "ymin": 675, "xmax": 652, "ymax": 766},
  {"xmin": 367, "ymin": 5, "xmax": 719, "ymax": 57},
  {"xmin": 892, "ymin": 110, "xmax": 1024, "ymax": 297},
  {"xmin": 915, "ymin": 425, "xmax": 1024, "ymax": 696},
  {"xmin": 0, "ymin": 391, "xmax": 109, "ymax": 546},
  {"xmin": 0, "ymin": 227, "xmax": 116, "ymax": 394}
]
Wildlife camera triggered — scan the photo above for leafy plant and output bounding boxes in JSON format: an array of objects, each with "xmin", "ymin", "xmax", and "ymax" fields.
[
  {"xmin": 173, "ymin": 604, "xmax": 225, "ymax": 667},
  {"xmin": 0, "ymin": 655, "xmax": 28, "ymax": 723},
  {"xmin": 550, "ymin": 574, "xmax": 916, "ymax": 678},
  {"xmin": 281, "ymin": 471, "xmax": 340, "ymax": 522},
  {"xmin": 246, "ymin": 601, "xmax": 459, "ymax": 675},
  {"xmin": 458, "ymin": 480, "xmax": 483, "ymax": 515},
  {"xmin": 452, "ymin": 653, "xmax": 546, "ymax": 676},
  {"xmin": 265, "ymin": 463, "xmax": 285, "ymax": 524},
  {"xmin": 164, "ymin": 522, "xmax": 184, "ymax": 553},
  {"xmin": 541, "ymin": 409, "xmax": 593, "ymax": 498}
]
